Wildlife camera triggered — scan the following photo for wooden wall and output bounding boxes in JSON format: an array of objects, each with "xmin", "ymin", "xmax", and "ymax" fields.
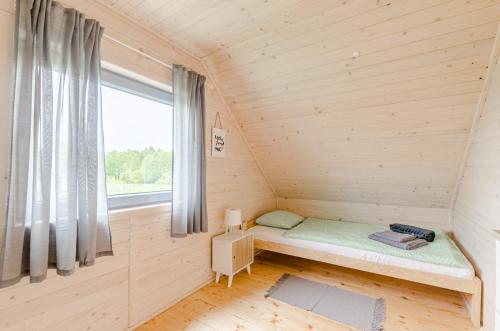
[
  {"xmin": 94, "ymin": 0, "xmax": 500, "ymax": 229},
  {"xmin": 278, "ymin": 198, "xmax": 449, "ymax": 229},
  {"xmin": 0, "ymin": 0, "xmax": 276, "ymax": 330},
  {"xmin": 452, "ymin": 27, "xmax": 500, "ymax": 331},
  {"xmin": 202, "ymin": 0, "xmax": 500, "ymax": 227},
  {"xmin": 0, "ymin": 215, "xmax": 130, "ymax": 331},
  {"xmin": 1, "ymin": 0, "xmax": 500, "ymax": 328}
]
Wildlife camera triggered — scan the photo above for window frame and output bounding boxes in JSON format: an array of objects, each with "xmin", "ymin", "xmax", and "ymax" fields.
[{"xmin": 101, "ymin": 69, "xmax": 173, "ymax": 210}]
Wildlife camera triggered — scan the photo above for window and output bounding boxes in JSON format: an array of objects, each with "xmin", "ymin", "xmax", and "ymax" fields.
[{"xmin": 101, "ymin": 70, "xmax": 173, "ymax": 209}]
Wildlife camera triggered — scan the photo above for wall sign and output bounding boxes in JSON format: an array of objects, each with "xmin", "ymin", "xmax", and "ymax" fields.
[{"xmin": 212, "ymin": 112, "xmax": 225, "ymax": 158}]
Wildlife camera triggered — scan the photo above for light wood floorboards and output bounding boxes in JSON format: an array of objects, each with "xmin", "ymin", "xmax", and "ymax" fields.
[{"xmin": 136, "ymin": 252, "xmax": 478, "ymax": 331}]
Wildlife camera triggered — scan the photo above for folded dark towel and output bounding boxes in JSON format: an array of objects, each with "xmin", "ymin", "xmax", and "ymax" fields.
[
  {"xmin": 368, "ymin": 233, "xmax": 428, "ymax": 250},
  {"xmin": 389, "ymin": 223, "xmax": 435, "ymax": 242}
]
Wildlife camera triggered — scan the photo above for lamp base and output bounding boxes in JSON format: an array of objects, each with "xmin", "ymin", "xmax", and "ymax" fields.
[{"xmin": 225, "ymin": 224, "xmax": 243, "ymax": 235}]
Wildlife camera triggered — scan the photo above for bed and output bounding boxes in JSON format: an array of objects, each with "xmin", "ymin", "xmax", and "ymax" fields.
[{"xmin": 244, "ymin": 218, "xmax": 482, "ymax": 327}]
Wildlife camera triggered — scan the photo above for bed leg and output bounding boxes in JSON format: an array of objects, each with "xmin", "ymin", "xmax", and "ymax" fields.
[{"xmin": 468, "ymin": 277, "xmax": 482, "ymax": 328}]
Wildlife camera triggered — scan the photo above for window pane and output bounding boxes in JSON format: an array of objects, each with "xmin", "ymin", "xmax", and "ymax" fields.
[{"xmin": 102, "ymin": 85, "xmax": 172, "ymax": 196}]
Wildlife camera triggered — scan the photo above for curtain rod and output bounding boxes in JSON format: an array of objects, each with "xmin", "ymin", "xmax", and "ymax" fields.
[{"xmin": 102, "ymin": 34, "xmax": 214, "ymax": 90}]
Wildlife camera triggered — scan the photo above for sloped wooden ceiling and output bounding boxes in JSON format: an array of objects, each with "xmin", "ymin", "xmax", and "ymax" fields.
[{"xmin": 96, "ymin": 0, "xmax": 500, "ymax": 209}]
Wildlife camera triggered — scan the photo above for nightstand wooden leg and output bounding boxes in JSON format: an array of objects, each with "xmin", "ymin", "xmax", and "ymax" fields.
[
  {"xmin": 215, "ymin": 272, "xmax": 220, "ymax": 284},
  {"xmin": 228, "ymin": 275, "xmax": 233, "ymax": 287},
  {"xmin": 246, "ymin": 265, "xmax": 251, "ymax": 274}
]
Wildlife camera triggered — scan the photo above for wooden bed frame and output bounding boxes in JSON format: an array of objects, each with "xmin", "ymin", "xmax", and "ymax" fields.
[{"xmin": 243, "ymin": 220, "xmax": 482, "ymax": 328}]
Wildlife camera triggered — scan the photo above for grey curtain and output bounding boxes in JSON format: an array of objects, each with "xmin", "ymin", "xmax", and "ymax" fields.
[
  {"xmin": 171, "ymin": 64, "xmax": 207, "ymax": 237},
  {"xmin": 0, "ymin": 0, "xmax": 112, "ymax": 288}
]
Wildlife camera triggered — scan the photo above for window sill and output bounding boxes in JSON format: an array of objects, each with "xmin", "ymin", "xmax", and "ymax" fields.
[
  {"xmin": 108, "ymin": 202, "xmax": 171, "ymax": 219},
  {"xmin": 108, "ymin": 191, "xmax": 172, "ymax": 210}
]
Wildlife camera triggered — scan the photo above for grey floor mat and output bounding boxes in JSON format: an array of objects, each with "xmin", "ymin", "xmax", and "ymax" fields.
[{"xmin": 265, "ymin": 274, "xmax": 385, "ymax": 331}]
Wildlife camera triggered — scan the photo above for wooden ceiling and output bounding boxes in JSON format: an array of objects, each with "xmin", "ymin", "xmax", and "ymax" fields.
[{"xmin": 96, "ymin": 0, "xmax": 500, "ymax": 209}]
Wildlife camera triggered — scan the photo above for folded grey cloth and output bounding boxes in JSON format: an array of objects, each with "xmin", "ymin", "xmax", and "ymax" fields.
[
  {"xmin": 368, "ymin": 233, "xmax": 428, "ymax": 250},
  {"xmin": 371, "ymin": 230, "xmax": 416, "ymax": 243}
]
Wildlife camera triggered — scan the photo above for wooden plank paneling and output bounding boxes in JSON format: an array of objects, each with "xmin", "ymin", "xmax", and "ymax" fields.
[
  {"xmin": 93, "ymin": 0, "xmax": 500, "ymax": 229},
  {"xmin": 206, "ymin": 0, "xmax": 496, "ymax": 72},
  {"xmin": 278, "ymin": 198, "xmax": 450, "ymax": 230},
  {"xmin": 0, "ymin": 0, "xmax": 276, "ymax": 330},
  {"xmin": 451, "ymin": 26, "xmax": 500, "ymax": 331},
  {"xmin": 2, "ymin": 0, "xmax": 499, "ymax": 328},
  {"xmin": 0, "ymin": 217, "xmax": 130, "ymax": 331}
]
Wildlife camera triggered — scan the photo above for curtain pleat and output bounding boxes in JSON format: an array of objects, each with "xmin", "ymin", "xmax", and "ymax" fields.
[
  {"xmin": 0, "ymin": 0, "xmax": 112, "ymax": 288},
  {"xmin": 171, "ymin": 64, "xmax": 207, "ymax": 237}
]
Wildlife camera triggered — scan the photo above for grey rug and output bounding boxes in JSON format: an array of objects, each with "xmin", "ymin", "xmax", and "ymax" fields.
[{"xmin": 265, "ymin": 274, "xmax": 385, "ymax": 331}]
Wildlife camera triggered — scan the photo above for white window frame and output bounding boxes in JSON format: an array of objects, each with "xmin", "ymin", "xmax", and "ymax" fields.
[{"xmin": 102, "ymin": 69, "xmax": 173, "ymax": 210}]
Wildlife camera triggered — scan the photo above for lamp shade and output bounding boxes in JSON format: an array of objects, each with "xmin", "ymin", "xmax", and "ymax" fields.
[{"xmin": 225, "ymin": 208, "xmax": 242, "ymax": 227}]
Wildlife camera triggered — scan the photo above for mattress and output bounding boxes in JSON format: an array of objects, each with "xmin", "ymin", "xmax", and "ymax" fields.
[{"xmin": 249, "ymin": 225, "xmax": 475, "ymax": 279}]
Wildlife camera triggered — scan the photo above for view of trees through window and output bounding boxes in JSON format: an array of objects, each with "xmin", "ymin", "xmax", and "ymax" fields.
[
  {"xmin": 102, "ymin": 85, "xmax": 173, "ymax": 196},
  {"xmin": 105, "ymin": 148, "xmax": 172, "ymax": 195}
]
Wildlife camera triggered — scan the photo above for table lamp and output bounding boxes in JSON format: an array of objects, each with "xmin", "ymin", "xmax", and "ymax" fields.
[{"xmin": 225, "ymin": 208, "xmax": 242, "ymax": 234}]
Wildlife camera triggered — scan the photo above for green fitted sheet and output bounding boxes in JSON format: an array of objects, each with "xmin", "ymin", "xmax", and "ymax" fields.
[{"xmin": 283, "ymin": 218, "xmax": 470, "ymax": 269}]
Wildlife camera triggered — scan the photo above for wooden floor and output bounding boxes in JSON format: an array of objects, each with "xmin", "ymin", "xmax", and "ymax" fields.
[{"xmin": 136, "ymin": 252, "xmax": 478, "ymax": 331}]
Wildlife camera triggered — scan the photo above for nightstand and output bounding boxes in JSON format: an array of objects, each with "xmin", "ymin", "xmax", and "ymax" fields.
[{"xmin": 212, "ymin": 231, "xmax": 254, "ymax": 287}]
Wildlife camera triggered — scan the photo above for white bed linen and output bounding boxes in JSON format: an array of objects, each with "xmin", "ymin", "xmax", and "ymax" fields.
[{"xmin": 249, "ymin": 225, "xmax": 475, "ymax": 279}]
